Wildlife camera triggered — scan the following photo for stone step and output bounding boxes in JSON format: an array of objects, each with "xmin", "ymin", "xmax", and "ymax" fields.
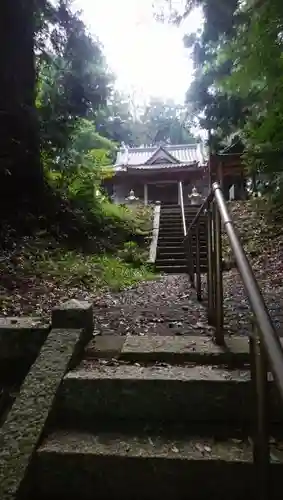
[
  {"xmin": 31, "ymin": 427, "xmax": 283, "ymax": 500},
  {"xmin": 159, "ymin": 225, "xmax": 207, "ymax": 231},
  {"xmin": 155, "ymin": 267, "xmax": 207, "ymax": 275},
  {"xmin": 155, "ymin": 258, "xmax": 188, "ymax": 266},
  {"xmin": 161, "ymin": 220, "xmax": 205, "ymax": 225},
  {"xmin": 161, "ymin": 206, "xmax": 202, "ymax": 211},
  {"xmin": 157, "ymin": 240, "xmax": 207, "ymax": 249},
  {"xmin": 85, "ymin": 335, "xmax": 252, "ymax": 367},
  {"xmin": 53, "ymin": 362, "xmax": 283, "ymax": 424},
  {"xmin": 155, "ymin": 265, "xmax": 189, "ymax": 273},
  {"xmin": 157, "ymin": 237, "xmax": 185, "ymax": 243},
  {"xmin": 156, "ymin": 258, "xmax": 207, "ymax": 266},
  {"xmin": 158, "ymin": 233, "xmax": 207, "ymax": 240},
  {"xmin": 156, "ymin": 252, "xmax": 186, "ymax": 258},
  {"xmin": 157, "ymin": 248, "xmax": 207, "ymax": 255},
  {"xmin": 160, "ymin": 216, "xmax": 205, "ymax": 223},
  {"xmin": 158, "ymin": 236, "xmax": 207, "ymax": 242},
  {"xmin": 158, "ymin": 229, "xmax": 185, "ymax": 235}
]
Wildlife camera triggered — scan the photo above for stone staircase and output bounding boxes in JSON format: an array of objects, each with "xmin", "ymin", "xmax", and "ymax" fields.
[
  {"xmin": 155, "ymin": 204, "xmax": 208, "ymax": 274},
  {"xmin": 26, "ymin": 334, "xmax": 283, "ymax": 500}
]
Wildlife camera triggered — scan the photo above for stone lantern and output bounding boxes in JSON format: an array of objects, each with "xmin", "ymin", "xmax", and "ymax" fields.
[
  {"xmin": 125, "ymin": 189, "xmax": 139, "ymax": 204},
  {"xmin": 188, "ymin": 186, "xmax": 202, "ymax": 205}
]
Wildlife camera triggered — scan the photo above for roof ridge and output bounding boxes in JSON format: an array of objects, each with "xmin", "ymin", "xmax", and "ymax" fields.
[{"xmin": 117, "ymin": 143, "xmax": 201, "ymax": 152}]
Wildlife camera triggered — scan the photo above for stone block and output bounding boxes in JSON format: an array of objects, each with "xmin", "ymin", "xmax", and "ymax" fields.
[
  {"xmin": 0, "ymin": 327, "xmax": 82, "ymax": 500},
  {"xmin": 0, "ymin": 317, "xmax": 50, "ymax": 360},
  {"xmin": 86, "ymin": 336, "xmax": 125, "ymax": 359},
  {"xmin": 52, "ymin": 300, "xmax": 93, "ymax": 345}
]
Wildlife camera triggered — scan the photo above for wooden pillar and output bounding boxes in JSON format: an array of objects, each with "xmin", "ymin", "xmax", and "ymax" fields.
[
  {"xmin": 217, "ymin": 160, "xmax": 224, "ymax": 188},
  {"xmin": 144, "ymin": 183, "xmax": 148, "ymax": 205}
]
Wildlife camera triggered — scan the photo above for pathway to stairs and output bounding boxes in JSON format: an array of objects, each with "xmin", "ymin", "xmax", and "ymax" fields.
[
  {"xmin": 92, "ymin": 275, "xmax": 213, "ymax": 337},
  {"xmin": 91, "ymin": 271, "xmax": 283, "ymax": 338}
]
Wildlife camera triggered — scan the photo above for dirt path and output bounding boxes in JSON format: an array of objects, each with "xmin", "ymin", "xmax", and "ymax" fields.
[
  {"xmin": 92, "ymin": 271, "xmax": 283, "ymax": 338},
  {"xmin": 92, "ymin": 275, "xmax": 213, "ymax": 336}
]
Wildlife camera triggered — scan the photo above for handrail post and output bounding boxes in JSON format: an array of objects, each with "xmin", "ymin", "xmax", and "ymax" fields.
[
  {"xmin": 250, "ymin": 328, "xmax": 269, "ymax": 500},
  {"xmin": 214, "ymin": 201, "xmax": 224, "ymax": 345},
  {"xmin": 210, "ymin": 202, "xmax": 217, "ymax": 326},
  {"xmin": 187, "ymin": 235, "xmax": 194, "ymax": 285},
  {"xmin": 178, "ymin": 181, "xmax": 187, "ymax": 236},
  {"xmin": 207, "ymin": 206, "xmax": 214, "ymax": 324},
  {"xmin": 195, "ymin": 223, "xmax": 201, "ymax": 301}
]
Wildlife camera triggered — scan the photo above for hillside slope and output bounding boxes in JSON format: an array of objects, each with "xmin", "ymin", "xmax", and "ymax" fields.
[
  {"xmin": 0, "ymin": 198, "xmax": 154, "ymax": 319},
  {"xmin": 223, "ymin": 199, "xmax": 283, "ymax": 287}
]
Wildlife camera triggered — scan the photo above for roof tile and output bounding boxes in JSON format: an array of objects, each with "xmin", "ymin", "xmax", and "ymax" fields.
[{"xmin": 115, "ymin": 144, "xmax": 208, "ymax": 167}]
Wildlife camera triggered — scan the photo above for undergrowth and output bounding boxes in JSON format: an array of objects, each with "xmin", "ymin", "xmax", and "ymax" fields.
[
  {"xmin": 0, "ymin": 197, "xmax": 155, "ymax": 317},
  {"xmin": 222, "ymin": 197, "xmax": 283, "ymax": 264}
]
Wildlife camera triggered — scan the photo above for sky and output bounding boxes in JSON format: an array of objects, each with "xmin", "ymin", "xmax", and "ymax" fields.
[{"xmin": 73, "ymin": 0, "xmax": 203, "ymax": 105}]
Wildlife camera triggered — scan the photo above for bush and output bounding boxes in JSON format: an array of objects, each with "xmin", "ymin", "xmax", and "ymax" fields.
[{"xmin": 117, "ymin": 241, "xmax": 148, "ymax": 267}]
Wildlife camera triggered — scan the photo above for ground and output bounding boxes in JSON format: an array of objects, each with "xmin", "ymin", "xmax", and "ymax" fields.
[
  {"xmin": 1, "ymin": 199, "xmax": 283, "ymax": 338},
  {"xmin": 91, "ymin": 270, "xmax": 283, "ymax": 338}
]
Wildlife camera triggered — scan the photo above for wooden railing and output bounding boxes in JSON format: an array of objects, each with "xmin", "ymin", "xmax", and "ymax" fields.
[{"xmin": 181, "ymin": 181, "xmax": 283, "ymax": 500}]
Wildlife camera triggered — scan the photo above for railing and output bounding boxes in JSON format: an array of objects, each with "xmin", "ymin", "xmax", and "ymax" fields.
[
  {"xmin": 148, "ymin": 201, "xmax": 161, "ymax": 264},
  {"xmin": 178, "ymin": 181, "xmax": 187, "ymax": 237},
  {"xmin": 183, "ymin": 181, "xmax": 283, "ymax": 500}
]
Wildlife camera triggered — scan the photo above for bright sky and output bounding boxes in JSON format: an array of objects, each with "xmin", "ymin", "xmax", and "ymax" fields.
[{"xmin": 73, "ymin": 0, "xmax": 203, "ymax": 104}]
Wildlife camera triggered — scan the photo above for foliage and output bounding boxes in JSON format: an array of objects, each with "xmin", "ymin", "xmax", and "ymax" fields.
[
  {"xmin": 139, "ymin": 98, "xmax": 196, "ymax": 145},
  {"xmin": 36, "ymin": 0, "xmax": 112, "ymax": 158},
  {"xmin": 222, "ymin": 198, "xmax": 282, "ymax": 265},
  {"xmin": 96, "ymin": 91, "xmax": 196, "ymax": 146},
  {"xmin": 0, "ymin": 0, "xmax": 156, "ymax": 307},
  {"xmin": 154, "ymin": 1, "xmax": 245, "ymax": 147},
  {"xmin": 118, "ymin": 241, "xmax": 149, "ymax": 267},
  {"xmin": 156, "ymin": 0, "xmax": 283, "ymax": 205},
  {"xmin": 0, "ymin": 238, "xmax": 155, "ymax": 316},
  {"xmin": 218, "ymin": 0, "xmax": 283, "ymax": 200}
]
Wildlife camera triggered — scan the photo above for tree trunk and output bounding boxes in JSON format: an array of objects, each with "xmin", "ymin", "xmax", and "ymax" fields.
[{"xmin": 0, "ymin": 0, "xmax": 43, "ymax": 215}]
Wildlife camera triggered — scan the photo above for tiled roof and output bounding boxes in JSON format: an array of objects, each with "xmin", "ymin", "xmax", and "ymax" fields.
[
  {"xmin": 115, "ymin": 162, "xmax": 199, "ymax": 172},
  {"xmin": 115, "ymin": 143, "xmax": 208, "ymax": 168}
]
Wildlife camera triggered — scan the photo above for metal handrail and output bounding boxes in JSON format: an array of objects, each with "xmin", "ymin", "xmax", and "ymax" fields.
[
  {"xmin": 213, "ymin": 184, "xmax": 283, "ymax": 397},
  {"xmin": 184, "ymin": 181, "xmax": 283, "ymax": 500},
  {"xmin": 178, "ymin": 181, "xmax": 187, "ymax": 237}
]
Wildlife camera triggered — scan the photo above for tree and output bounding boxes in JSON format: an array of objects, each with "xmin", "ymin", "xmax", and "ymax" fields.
[
  {"xmin": 140, "ymin": 98, "xmax": 196, "ymax": 145},
  {"xmin": 0, "ymin": 0, "xmax": 42, "ymax": 204},
  {"xmin": 36, "ymin": 0, "xmax": 112, "ymax": 160},
  {"xmin": 218, "ymin": 0, "xmax": 283, "ymax": 199}
]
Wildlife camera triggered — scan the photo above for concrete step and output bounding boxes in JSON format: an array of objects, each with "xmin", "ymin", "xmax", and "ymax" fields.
[
  {"xmin": 156, "ymin": 258, "xmax": 188, "ymax": 266},
  {"xmin": 159, "ymin": 221, "xmax": 207, "ymax": 227},
  {"xmin": 155, "ymin": 262, "xmax": 207, "ymax": 271},
  {"xmin": 31, "ymin": 427, "xmax": 283, "ymax": 500},
  {"xmin": 158, "ymin": 232, "xmax": 207, "ymax": 239},
  {"xmin": 53, "ymin": 362, "xmax": 281, "ymax": 424},
  {"xmin": 161, "ymin": 216, "xmax": 205, "ymax": 222},
  {"xmin": 85, "ymin": 335, "xmax": 252, "ymax": 367},
  {"xmin": 155, "ymin": 265, "xmax": 189, "ymax": 273},
  {"xmin": 157, "ymin": 252, "xmax": 186, "ymax": 258},
  {"xmin": 159, "ymin": 224, "xmax": 207, "ymax": 231},
  {"xmin": 155, "ymin": 262, "xmax": 207, "ymax": 270},
  {"xmin": 157, "ymin": 237, "xmax": 185, "ymax": 244},
  {"xmin": 158, "ymin": 236, "xmax": 207, "ymax": 241},
  {"xmin": 157, "ymin": 240, "xmax": 207, "ymax": 249},
  {"xmin": 158, "ymin": 229, "xmax": 184, "ymax": 234}
]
